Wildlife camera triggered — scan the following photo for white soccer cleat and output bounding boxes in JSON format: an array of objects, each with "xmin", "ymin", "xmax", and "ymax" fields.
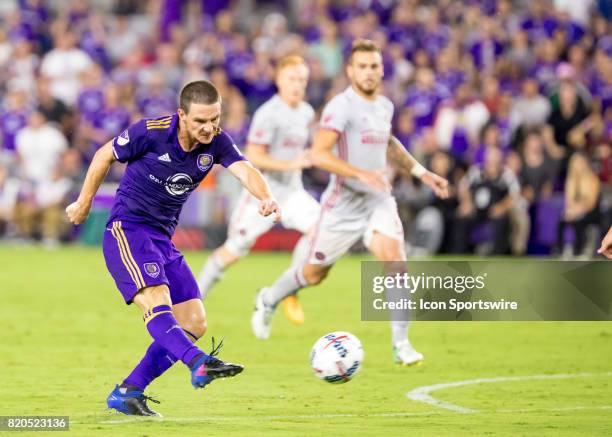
[
  {"xmin": 251, "ymin": 288, "xmax": 275, "ymax": 340},
  {"xmin": 393, "ymin": 340, "xmax": 424, "ymax": 366}
]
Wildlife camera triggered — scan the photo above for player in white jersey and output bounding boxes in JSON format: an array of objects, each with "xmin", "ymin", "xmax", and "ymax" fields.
[
  {"xmin": 251, "ymin": 39, "xmax": 449, "ymax": 365},
  {"xmin": 197, "ymin": 56, "xmax": 319, "ymax": 324}
]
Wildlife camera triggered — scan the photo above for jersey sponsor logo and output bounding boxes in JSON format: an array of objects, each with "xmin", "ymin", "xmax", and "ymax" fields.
[
  {"xmin": 117, "ymin": 129, "xmax": 129, "ymax": 146},
  {"xmin": 196, "ymin": 153, "xmax": 213, "ymax": 171},
  {"xmin": 361, "ymin": 129, "xmax": 388, "ymax": 145},
  {"xmin": 158, "ymin": 153, "xmax": 171, "ymax": 162},
  {"xmin": 149, "ymin": 173, "xmax": 198, "ymax": 196},
  {"xmin": 282, "ymin": 135, "xmax": 306, "ymax": 148},
  {"xmin": 144, "ymin": 262, "xmax": 160, "ymax": 278},
  {"xmin": 165, "ymin": 173, "xmax": 195, "ymax": 195},
  {"xmin": 315, "ymin": 251, "xmax": 326, "ymax": 261}
]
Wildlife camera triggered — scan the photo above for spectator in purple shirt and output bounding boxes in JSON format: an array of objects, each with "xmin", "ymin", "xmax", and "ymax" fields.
[
  {"xmin": 135, "ymin": 71, "xmax": 177, "ymax": 119},
  {"xmin": 420, "ymin": 8, "xmax": 450, "ymax": 58},
  {"xmin": 394, "ymin": 107, "xmax": 417, "ymax": 152},
  {"xmin": 468, "ymin": 18, "xmax": 504, "ymax": 73},
  {"xmin": 387, "ymin": 3, "xmax": 421, "ymax": 59},
  {"xmin": 77, "ymin": 65, "xmax": 106, "ymax": 123},
  {"xmin": 0, "ymin": 89, "xmax": 30, "ymax": 154},
  {"xmin": 405, "ymin": 67, "xmax": 451, "ymax": 133},
  {"xmin": 80, "ymin": 13, "xmax": 112, "ymax": 72},
  {"xmin": 222, "ymin": 91, "xmax": 250, "ymax": 150},
  {"xmin": 521, "ymin": 2, "xmax": 558, "ymax": 41},
  {"xmin": 529, "ymin": 38, "xmax": 561, "ymax": 95},
  {"xmin": 435, "ymin": 48, "xmax": 465, "ymax": 94}
]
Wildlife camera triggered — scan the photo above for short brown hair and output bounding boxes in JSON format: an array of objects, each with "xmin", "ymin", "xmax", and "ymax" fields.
[
  {"xmin": 180, "ymin": 80, "xmax": 220, "ymax": 112},
  {"xmin": 349, "ymin": 39, "xmax": 382, "ymax": 63},
  {"xmin": 276, "ymin": 55, "xmax": 307, "ymax": 76}
]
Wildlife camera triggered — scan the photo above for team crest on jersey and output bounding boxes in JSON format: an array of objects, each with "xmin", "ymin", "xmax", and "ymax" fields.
[
  {"xmin": 197, "ymin": 154, "xmax": 213, "ymax": 172},
  {"xmin": 144, "ymin": 262, "xmax": 160, "ymax": 278},
  {"xmin": 117, "ymin": 129, "xmax": 130, "ymax": 146}
]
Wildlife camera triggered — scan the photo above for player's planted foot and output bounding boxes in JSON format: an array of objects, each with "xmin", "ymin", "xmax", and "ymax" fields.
[
  {"xmin": 251, "ymin": 288, "xmax": 275, "ymax": 340},
  {"xmin": 106, "ymin": 385, "xmax": 162, "ymax": 417},
  {"xmin": 281, "ymin": 294, "xmax": 304, "ymax": 325},
  {"xmin": 190, "ymin": 338, "xmax": 244, "ymax": 389},
  {"xmin": 393, "ymin": 340, "xmax": 424, "ymax": 366}
]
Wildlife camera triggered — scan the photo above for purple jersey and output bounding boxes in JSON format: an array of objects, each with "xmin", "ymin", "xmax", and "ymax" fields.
[
  {"xmin": 108, "ymin": 114, "xmax": 246, "ymax": 236},
  {"xmin": 136, "ymin": 91, "xmax": 177, "ymax": 119},
  {"xmin": 405, "ymin": 85, "xmax": 450, "ymax": 131},
  {"xmin": 469, "ymin": 38, "xmax": 503, "ymax": 70},
  {"xmin": 78, "ymin": 88, "xmax": 105, "ymax": 122},
  {"xmin": 436, "ymin": 69, "xmax": 465, "ymax": 93},
  {"xmin": 94, "ymin": 107, "xmax": 132, "ymax": 136},
  {"xmin": 0, "ymin": 110, "xmax": 28, "ymax": 152}
]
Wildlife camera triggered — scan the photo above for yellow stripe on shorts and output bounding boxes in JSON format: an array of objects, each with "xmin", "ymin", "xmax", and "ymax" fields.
[
  {"xmin": 111, "ymin": 222, "xmax": 142, "ymax": 289},
  {"xmin": 114, "ymin": 221, "xmax": 146, "ymax": 289}
]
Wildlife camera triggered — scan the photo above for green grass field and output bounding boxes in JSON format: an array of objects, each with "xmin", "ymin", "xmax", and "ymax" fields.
[{"xmin": 1, "ymin": 245, "xmax": 611, "ymax": 436}]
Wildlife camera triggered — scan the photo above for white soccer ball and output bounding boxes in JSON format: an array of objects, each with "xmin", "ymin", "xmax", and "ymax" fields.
[{"xmin": 310, "ymin": 331, "xmax": 364, "ymax": 383}]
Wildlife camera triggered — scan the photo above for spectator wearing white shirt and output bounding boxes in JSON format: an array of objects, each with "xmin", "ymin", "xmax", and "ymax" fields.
[
  {"xmin": 40, "ymin": 31, "xmax": 92, "ymax": 106},
  {"xmin": 511, "ymin": 78, "xmax": 552, "ymax": 131},
  {"xmin": 16, "ymin": 111, "xmax": 68, "ymax": 184},
  {"xmin": 13, "ymin": 111, "xmax": 70, "ymax": 246}
]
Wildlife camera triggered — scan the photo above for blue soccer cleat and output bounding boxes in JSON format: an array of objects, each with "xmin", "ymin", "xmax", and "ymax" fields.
[
  {"xmin": 190, "ymin": 338, "xmax": 244, "ymax": 389},
  {"xmin": 106, "ymin": 385, "xmax": 161, "ymax": 416}
]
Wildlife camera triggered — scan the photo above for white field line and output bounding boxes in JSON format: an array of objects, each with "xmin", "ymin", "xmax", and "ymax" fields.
[
  {"xmin": 68, "ymin": 371, "xmax": 612, "ymax": 425},
  {"xmin": 406, "ymin": 372, "xmax": 612, "ymax": 413},
  {"xmin": 77, "ymin": 405, "xmax": 612, "ymax": 425}
]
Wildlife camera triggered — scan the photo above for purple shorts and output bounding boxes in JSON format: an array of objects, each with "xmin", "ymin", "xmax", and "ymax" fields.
[{"xmin": 102, "ymin": 220, "xmax": 201, "ymax": 305}]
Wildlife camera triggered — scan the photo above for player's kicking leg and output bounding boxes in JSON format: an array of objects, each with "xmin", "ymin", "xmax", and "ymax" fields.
[
  {"xmin": 367, "ymin": 230, "xmax": 423, "ymax": 366},
  {"xmin": 107, "ymin": 298, "xmax": 208, "ymax": 416},
  {"xmin": 107, "ymin": 286, "xmax": 243, "ymax": 416}
]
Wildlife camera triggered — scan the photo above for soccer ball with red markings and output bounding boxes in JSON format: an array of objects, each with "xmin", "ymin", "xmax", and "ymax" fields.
[{"xmin": 310, "ymin": 331, "xmax": 364, "ymax": 384}]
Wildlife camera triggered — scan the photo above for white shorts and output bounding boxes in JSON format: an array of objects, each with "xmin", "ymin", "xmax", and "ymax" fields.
[
  {"xmin": 224, "ymin": 186, "xmax": 320, "ymax": 256},
  {"xmin": 308, "ymin": 185, "xmax": 404, "ymax": 266}
]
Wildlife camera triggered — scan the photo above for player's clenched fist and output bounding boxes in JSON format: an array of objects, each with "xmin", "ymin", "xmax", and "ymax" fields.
[
  {"xmin": 66, "ymin": 200, "xmax": 91, "ymax": 225},
  {"xmin": 259, "ymin": 198, "xmax": 281, "ymax": 223},
  {"xmin": 420, "ymin": 171, "xmax": 450, "ymax": 199}
]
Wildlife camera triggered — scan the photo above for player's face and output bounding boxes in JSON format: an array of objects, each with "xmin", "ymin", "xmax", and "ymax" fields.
[
  {"xmin": 179, "ymin": 101, "xmax": 221, "ymax": 144},
  {"xmin": 276, "ymin": 64, "xmax": 309, "ymax": 107},
  {"xmin": 347, "ymin": 51, "xmax": 383, "ymax": 97}
]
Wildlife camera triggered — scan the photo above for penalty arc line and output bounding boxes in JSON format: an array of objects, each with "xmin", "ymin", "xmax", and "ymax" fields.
[{"xmin": 406, "ymin": 371, "xmax": 612, "ymax": 413}]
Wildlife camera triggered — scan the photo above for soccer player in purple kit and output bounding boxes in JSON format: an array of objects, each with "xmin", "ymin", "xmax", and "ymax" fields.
[{"xmin": 66, "ymin": 80, "xmax": 281, "ymax": 417}]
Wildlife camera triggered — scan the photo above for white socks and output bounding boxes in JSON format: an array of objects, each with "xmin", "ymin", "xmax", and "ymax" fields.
[
  {"xmin": 198, "ymin": 252, "xmax": 226, "ymax": 300},
  {"xmin": 262, "ymin": 265, "xmax": 307, "ymax": 307}
]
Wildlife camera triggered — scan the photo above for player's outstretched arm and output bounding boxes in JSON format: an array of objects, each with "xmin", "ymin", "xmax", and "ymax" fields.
[
  {"xmin": 598, "ymin": 226, "xmax": 612, "ymax": 259},
  {"xmin": 66, "ymin": 141, "xmax": 115, "ymax": 225},
  {"xmin": 388, "ymin": 136, "xmax": 449, "ymax": 199},
  {"xmin": 245, "ymin": 143, "xmax": 312, "ymax": 172},
  {"xmin": 312, "ymin": 128, "xmax": 390, "ymax": 192},
  {"xmin": 227, "ymin": 160, "xmax": 281, "ymax": 222}
]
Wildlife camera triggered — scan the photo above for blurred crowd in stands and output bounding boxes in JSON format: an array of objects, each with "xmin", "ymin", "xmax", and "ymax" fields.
[{"xmin": 0, "ymin": 0, "xmax": 609, "ymax": 256}]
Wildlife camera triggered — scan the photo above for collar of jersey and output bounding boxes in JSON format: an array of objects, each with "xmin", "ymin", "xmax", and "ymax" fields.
[{"xmin": 166, "ymin": 113, "xmax": 179, "ymax": 142}]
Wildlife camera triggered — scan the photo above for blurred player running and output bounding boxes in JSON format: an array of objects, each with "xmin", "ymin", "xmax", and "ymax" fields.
[
  {"xmin": 251, "ymin": 40, "xmax": 449, "ymax": 365},
  {"xmin": 197, "ymin": 56, "xmax": 319, "ymax": 324},
  {"xmin": 66, "ymin": 80, "xmax": 280, "ymax": 416}
]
